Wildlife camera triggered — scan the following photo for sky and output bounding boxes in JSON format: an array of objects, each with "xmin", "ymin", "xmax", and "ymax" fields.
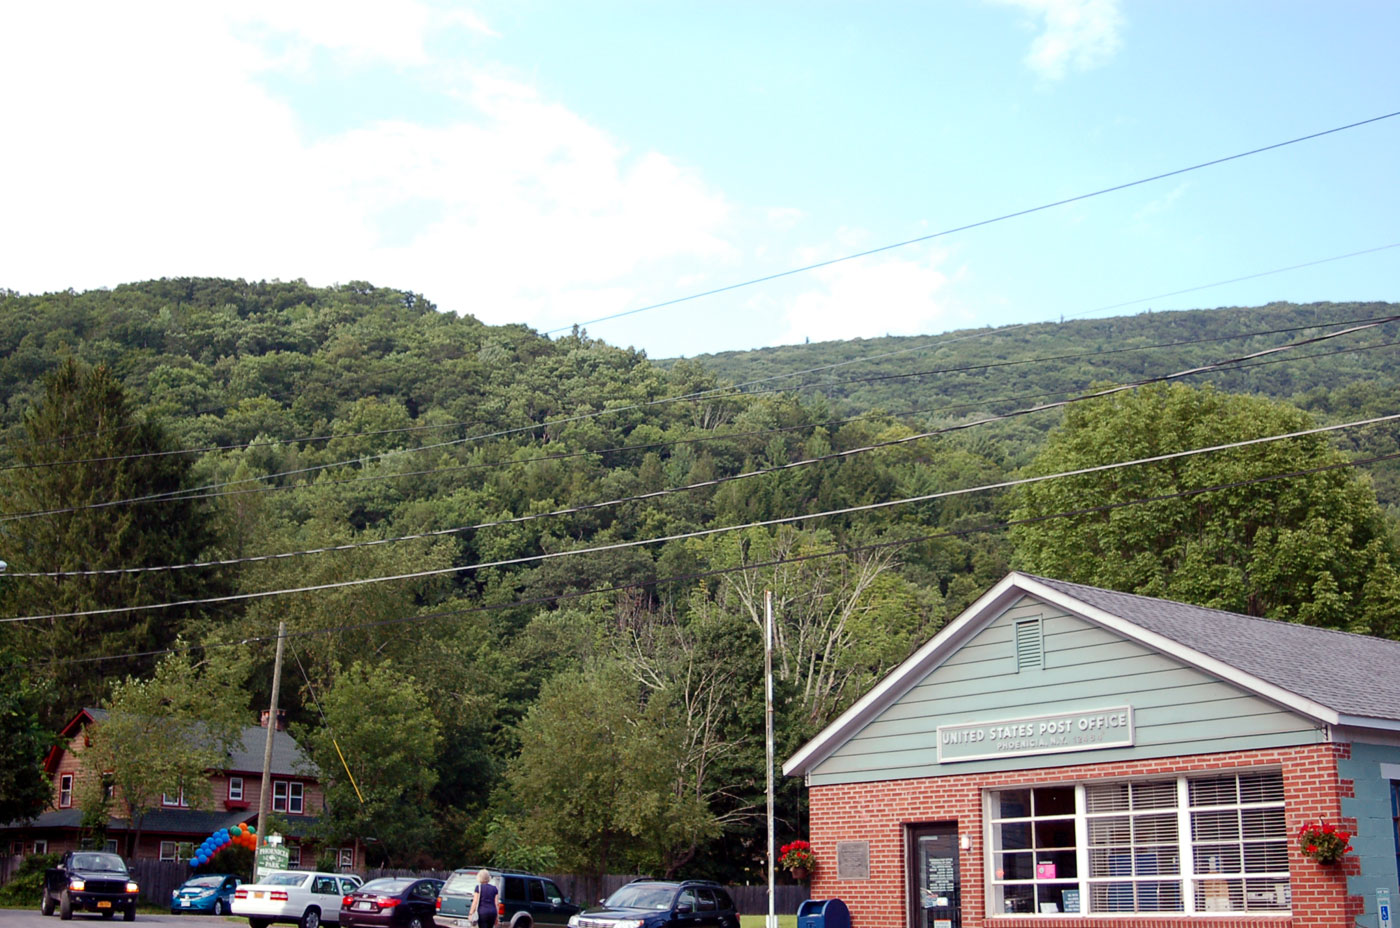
[{"xmin": 1, "ymin": 1, "xmax": 1397, "ymax": 359}]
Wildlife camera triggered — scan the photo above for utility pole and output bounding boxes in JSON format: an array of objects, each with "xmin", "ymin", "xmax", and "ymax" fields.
[
  {"xmin": 765, "ymin": 590, "xmax": 777, "ymax": 928},
  {"xmin": 255, "ymin": 621, "xmax": 286, "ymax": 882}
]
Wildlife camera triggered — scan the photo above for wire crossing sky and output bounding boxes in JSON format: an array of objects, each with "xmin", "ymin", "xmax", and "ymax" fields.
[{"xmin": 1, "ymin": 3, "xmax": 1396, "ymax": 357}]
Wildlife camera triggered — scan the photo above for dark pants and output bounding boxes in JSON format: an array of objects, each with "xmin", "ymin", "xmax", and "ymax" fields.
[{"xmin": 477, "ymin": 913, "xmax": 497, "ymax": 928}]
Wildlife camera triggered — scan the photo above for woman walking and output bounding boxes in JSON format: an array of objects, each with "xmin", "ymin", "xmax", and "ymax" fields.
[{"xmin": 469, "ymin": 870, "xmax": 498, "ymax": 928}]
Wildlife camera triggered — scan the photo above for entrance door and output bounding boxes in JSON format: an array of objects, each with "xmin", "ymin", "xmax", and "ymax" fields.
[{"xmin": 910, "ymin": 823, "xmax": 961, "ymax": 928}]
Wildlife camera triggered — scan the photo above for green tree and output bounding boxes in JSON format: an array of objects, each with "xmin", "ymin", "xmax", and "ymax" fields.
[
  {"xmin": 83, "ymin": 649, "xmax": 249, "ymax": 856},
  {"xmin": 0, "ymin": 650, "xmax": 56, "ymax": 824},
  {"xmin": 1010, "ymin": 383, "xmax": 1400, "ymax": 632},
  {"xmin": 293, "ymin": 661, "xmax": 442, "ymax": 867},
  {"xmin": 0, "ymin": 360, "xmax": 226, "ymax": 716}
]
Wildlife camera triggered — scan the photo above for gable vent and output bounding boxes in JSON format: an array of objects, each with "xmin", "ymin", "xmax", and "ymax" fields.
[{"xmin": 1015, "ymin": 618, "xmax": 1043, "ymax": 671}]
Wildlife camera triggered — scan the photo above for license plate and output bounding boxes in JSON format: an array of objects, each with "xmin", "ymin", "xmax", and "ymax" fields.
[
  {"xmin": 97, "ymin": 902, "xmax": 112, "ymax": 909},
  {"xmin": 355, "ymin": 902, "xmax": 372, "ymax": 910},
  {"xmin": 182, "ymin": 900, "xmax": 191, "ymax": 907},
  {"xmin": 254, "ymin": 891, "xmax": 265, "ymax": 899}
]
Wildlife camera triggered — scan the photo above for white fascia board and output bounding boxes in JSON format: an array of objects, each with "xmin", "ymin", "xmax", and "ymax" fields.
[
  {"xmin": 1334, "ymin": 715, "xmax": 1400, "ymax": 733},
  {"xmin": 1012, "ymin": 576, "xmax": 1340, "ymax": 727},
  {"xmin": 783, "ymin": 572, "xmax": 1033, "ymax": 777}
]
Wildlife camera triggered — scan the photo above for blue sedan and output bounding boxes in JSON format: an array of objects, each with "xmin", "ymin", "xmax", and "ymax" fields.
[{"xmin": 171, "ymin": 874, "xmax": 242, "ymax": 915}]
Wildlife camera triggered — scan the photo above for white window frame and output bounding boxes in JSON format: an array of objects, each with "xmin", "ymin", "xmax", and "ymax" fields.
[
  {"xmin": 162, "ymin": 787, "xmax": 188, "ymax": 807},
  {"xmin": 228, "ymin": 776, "xmax": 244, "ymax": 801},
  {"xmin": 286, "ymin": 845, "xmax": 301, "ymax": 868},
  {"xmin": 104, "ymin": 840, "xmax": 118, "ymax": 854},
  {"xmin": 338, "ymin": 847, "xmax": 354, "ymax": 869},
  {"xmin": 59, "ymin": 773, "xmax": 74, "ymax": 808},
  {"xmin": 985, "ymin": 769, "xmax": 1290, "ymax": 916},
  {"xmin": 34, "ymin": 840, "xmax": 48, "ymax": 854},
  {"xmin": 160, "ymin": 841, "xmax": 178, "ymax": 861},
  {"xmin": 288, "ymin": 781, "xmax": 304, "ymax": 814},
  {"xmin": 272, "ymin": 780, "xmax": 288, "ymax": 812}
]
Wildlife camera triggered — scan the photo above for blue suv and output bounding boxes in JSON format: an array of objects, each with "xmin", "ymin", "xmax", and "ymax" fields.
[{"xmin": 567, "ymin": 880, "xmax": 739, "ymax": 928}]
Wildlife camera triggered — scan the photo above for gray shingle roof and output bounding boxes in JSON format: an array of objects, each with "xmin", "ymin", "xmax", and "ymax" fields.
[
  {"xmin": 83, "ymin": 708, "xmax": 315, "ymax": 776},
  {"xmin": 1029, "ymin": 574, "xmax": 1400, "ymax": 722}
]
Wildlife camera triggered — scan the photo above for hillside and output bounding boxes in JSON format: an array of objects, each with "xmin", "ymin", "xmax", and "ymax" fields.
[{"xmin": 2, "ymin": 280, "xmax": 1398, "ymax": 874}]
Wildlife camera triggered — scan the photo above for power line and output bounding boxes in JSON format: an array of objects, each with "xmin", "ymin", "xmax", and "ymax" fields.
[
  {"xmin": 542, "ymin": 111, "xmax": 1400, "ymax": 334},
  {"xmin": 45, "ymin": 445, "xmax": 1400, "ymax": 668},
  {"xmin": 4, "ymin": 311, "xmax": 1394, "ymax": 522},
  {"xmin": 6, "ymin": 410, "xmax": 1396, "ymax": 624},
  {"xmin": 5, "ymin": 319, "xmax": 1393, "ymax": 576}
]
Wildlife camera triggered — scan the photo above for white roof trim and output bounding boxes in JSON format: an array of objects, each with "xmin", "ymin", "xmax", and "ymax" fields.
[
  {"xmin": 784, "ymin": 572, "xmax": 1345, "ymax": 778},
  {"xmin": 782, "ymin": 573, "xmax": 1031, "ymax": 776}
]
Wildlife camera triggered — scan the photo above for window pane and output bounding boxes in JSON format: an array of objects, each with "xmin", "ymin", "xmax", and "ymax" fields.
[
  {"xmin": 1133, "ymin": 814, "xmax": 1177, "ymax": 844},
  {"xmin": 1194, "ymin": 844, "xmax": 1242, "ymax": 875},
  {"xmin": 1088, "ymin": 816, "xmax": 1130, "ymax": 845},
  {"xmin": 998, "ymin": 852, "xmax": 1035, "ymax": 880},
  {"xmin": 1034, "ymin": 818, "xmax": 1076, "ymax": 849},
  {"xmin": 1237, "ymin": 772, "xmax": 1284, "ymax": 804},
  {"xmin": 1192, "ymin": 809, "xmax": 1240, "ymax": 842},
  {"xmin": 999, "ymin": 822, "xmax": 1031, "ymax": 850},
  {"xmin": 998, "ymin": 789, "xmax": 1031, "ymax": 819},
  {"xmin": 998, "ymin": 884, "xmax": 1035, "ymax": 915},
  {"xmin": 1034, "ymin": 787, "xmax": 1075, "ymax": 816},
  {"xmin": 1189, "ymin": 776, "xmax": 1238, "ymax": 807},
  {"xmin": 1086, "ymin": 782, "xmax": 1130, "ymax": 814}
]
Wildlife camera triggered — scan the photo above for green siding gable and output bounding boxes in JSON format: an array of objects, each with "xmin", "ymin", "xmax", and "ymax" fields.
[{"xmin": 808, "ymin": 595, "xmax": 1324, "ymax": 786}]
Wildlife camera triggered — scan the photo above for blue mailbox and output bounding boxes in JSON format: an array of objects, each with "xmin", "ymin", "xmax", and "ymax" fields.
[{"xmin": 797, "ymin": 898, "xmax": 852, "ymax": 928}]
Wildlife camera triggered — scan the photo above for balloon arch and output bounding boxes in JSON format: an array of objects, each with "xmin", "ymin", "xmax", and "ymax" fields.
[{"xmin": 191, "ymin": 822, "xmax": 257, "ymax": 867}]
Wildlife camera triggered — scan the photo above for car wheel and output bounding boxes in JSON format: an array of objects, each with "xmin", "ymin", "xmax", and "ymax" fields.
[
  {"xmin": 102, "ymin": 911, "xmax": 115, "ymax": 919},
  {"xmin": 511, "ymin": 917, "xmax": 532, "ymax": 928},
  {"xmin": 407, "ymin": 918, "xmax": 425, "ymax": 928},
  {"xmin": 250, "ymin": 920, "xmax": 273, "ymax": 928},
  {"xmin": 215, "ymin": 899, "xmax": 229, "ymax": 916},
  {"xmin": 59, "ymin": 890, "xmax": 73, "ymax": 920},
  {"xmin": 41, "ymin": 890, "xmax": 55, "ymax": 916},
  {"xmin": 301, "ymin": 907, "xmax": 322, "ymax": 928},
  {"xmin": 124, "ymin": 905, "xmax": 136, "ymax": 922}
]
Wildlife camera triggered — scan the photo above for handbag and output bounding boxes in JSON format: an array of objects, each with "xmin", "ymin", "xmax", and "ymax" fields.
[{"xmin": 468, "ymin": 911, "xmax": 479, "ymax": 926}]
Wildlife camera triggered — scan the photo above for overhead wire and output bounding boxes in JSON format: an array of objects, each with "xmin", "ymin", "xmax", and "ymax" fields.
[
  {"xmin": 44, "ymin": 445, "xmax": 1400, "ymax": 668},
  {"xmin": 541, "ymin": 111, "xmax": 1400, "ymax": 334},
  {"xmin": 4, "ymin": 317, "xmax": 1396, "ymax": 577},
  {"xmin": 7, "ymin": 409, "xmax": 1398, "ymax": 624},
  {"xmin": 4, "ymin": 311, "xmax": 1396, "ymax": 523}
]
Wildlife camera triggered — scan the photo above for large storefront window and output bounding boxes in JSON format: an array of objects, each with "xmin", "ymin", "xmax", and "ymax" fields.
[{"xmin": 988, "ymin": 770, "xmax": 1288, "ymax": 915}]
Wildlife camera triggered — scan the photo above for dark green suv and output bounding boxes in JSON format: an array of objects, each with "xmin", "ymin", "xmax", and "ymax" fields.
[{"xmin": 436, "ymin": 869, "xmax": 580, "ymax": 928}]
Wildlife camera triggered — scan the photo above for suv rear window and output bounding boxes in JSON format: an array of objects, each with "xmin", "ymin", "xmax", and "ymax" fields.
[
  {"xmin": 504, "ymin": 876, "xmax": 526, "ymax": 901},
  {"xmin": 714, "ymin": 888, "xmax": 735, "ymax": 911},
  {"xmin": 443, "ymin": 874, "xmax": 478, "ymax": 894},
  {"xmin": 696, "ymin": 889, "xmax": 716, "ymax": 912}
]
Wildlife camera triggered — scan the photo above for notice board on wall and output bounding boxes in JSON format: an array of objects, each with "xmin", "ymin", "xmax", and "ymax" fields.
[{"xmin": 836, "ymin": 841, "xmax": 870, "ymax": 880}]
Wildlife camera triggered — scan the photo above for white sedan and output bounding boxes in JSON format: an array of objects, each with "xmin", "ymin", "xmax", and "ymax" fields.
[{"xmin": 232, "ymin": 871, "xmax": 364, "ymax": 928}]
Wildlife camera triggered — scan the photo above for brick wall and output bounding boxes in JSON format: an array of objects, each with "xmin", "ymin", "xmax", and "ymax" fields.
[{"xmin": 808, "ymin": 743, "xmax": 1361, "ymax": 927}]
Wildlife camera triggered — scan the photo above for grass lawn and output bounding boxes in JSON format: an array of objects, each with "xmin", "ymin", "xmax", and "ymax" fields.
[{"xmin": 739, "ymin": 917, "xmax": 797, "ymax": 928}]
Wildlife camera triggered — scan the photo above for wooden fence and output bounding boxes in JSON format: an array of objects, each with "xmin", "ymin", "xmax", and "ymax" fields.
[{"xmin": 366, "ymin": 869, "xmax": 808, "ymax": 915}]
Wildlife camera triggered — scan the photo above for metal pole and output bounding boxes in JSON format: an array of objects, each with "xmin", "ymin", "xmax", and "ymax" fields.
[
  {"xmin": 766, "ymin": 590, "xmax": 777, "ymax": 928},
  {"xmin": 256, "ymin": 621, "xmax": 286, "ymax": 882}
]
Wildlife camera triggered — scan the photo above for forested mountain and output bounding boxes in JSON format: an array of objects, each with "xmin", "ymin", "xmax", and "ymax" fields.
[{"xmin": 1, "ymin": 280, "xmax": 1397, "ymax": 875}]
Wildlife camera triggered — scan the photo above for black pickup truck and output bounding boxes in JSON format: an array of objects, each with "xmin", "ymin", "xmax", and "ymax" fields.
[{"xmin": 41, "ymin": 850, "xmax": 139, "ymax": 921}]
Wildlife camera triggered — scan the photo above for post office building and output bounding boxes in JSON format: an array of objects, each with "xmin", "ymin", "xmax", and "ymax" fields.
[{"xmin": 784, "ymin": 573, "xmax": 1400, "ymax": 927}]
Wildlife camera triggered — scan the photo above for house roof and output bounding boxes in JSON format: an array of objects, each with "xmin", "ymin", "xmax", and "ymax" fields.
[
  {"xmin": 784, "ymin": 571, "xmax": 1400, "ymax": 777},
  {"xmin": 54, "ymin": 708, "xmax": 316, "ymax": 777},
  {"xmin": 0, "ymin": 807, "xmax": 253, "ymax": 835}
]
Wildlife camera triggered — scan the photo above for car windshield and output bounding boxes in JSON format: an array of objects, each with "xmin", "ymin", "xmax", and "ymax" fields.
[
  {"xmin": 72, "ymin": 854, "xmax": 127, "ymax": 873},
  {"xmin": 359, "ymin": 879, "xmax": 412, "ymax": 894},
  {"xmin": 263, "ymin": 873, "xmax": 310, "ymax": 887},
  {"xmin": 184, "ymin": 877, "xmax": 225, "ymax": 889},
  {"xmin": 604, "ymin": 885, "xmax": 677, "ymax": 910}
]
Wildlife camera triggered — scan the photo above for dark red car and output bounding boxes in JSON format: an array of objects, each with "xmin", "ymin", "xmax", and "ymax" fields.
[{"xmin": 341, "ymin": 878, "xmax": 444, "ymax": 928}]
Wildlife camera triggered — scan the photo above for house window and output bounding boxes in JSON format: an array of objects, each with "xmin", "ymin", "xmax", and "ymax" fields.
[
  {"xmin": 288, "ymin": 781, "xmax": 304, "ymax": 814},
  {"xmin": 104, "ymin": 840, "xmax": 118, "ymax": 854},
  {"xmin": 59, "ymin": 773, "xmax": 74, "ymax": 808},
  {"xmin": 160, "ymin": 841, "xmax": 178, "ymax": 861},
  {"xmin": 987, "ymin": 769, "xmax": 1289, "ymax": 914},
  {"xmin": 228, "ymin": 777, "xmax": 244, "ymax": 801},
  {"xmin": 34, "ymin": 840, "xmax": 48, "ymax": 854},
  {"xmin": 10, "ymin": 840, "xmax": 24, "ymax": 856},
  {"xmin": 102, "ymin": 772, "xmax": 115, "ymax": 801},
  {"xmin": 162, "ymin": 787, "xmax": 188, "ymax": 807},
  {"xmin": 273, "ymin": 780, "xmax": 288, "ymax": 812},
  {"xmin": 287, "ymin": 845, "xmax": 301, "ymax": 868},
  {"xmin": 338, "ymin": 847, "xmax": 354, "ymax": 869}
]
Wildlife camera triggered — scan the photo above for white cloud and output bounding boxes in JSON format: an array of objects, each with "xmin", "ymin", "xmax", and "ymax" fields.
[
  {"xmin": 0, "ymin": 2, "xmax": 730, "ymax": 334},
  {"xmin": 990, "ymin": 0, "xmax": 1124, "ymax": 80},
  {"xmin": 776, "ymin": 249, "xmax": 958, "ymax": 345}
]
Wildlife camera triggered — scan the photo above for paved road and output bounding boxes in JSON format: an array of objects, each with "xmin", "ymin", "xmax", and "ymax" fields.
[{"xmin": 0, "ymin": 911, "xmax": 243, "ymax": 927}]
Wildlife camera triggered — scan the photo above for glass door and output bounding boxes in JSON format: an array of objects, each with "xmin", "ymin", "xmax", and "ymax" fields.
[{"xmin": 910, "ymin": 823, "xmax": 961, "ymax": 928}]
